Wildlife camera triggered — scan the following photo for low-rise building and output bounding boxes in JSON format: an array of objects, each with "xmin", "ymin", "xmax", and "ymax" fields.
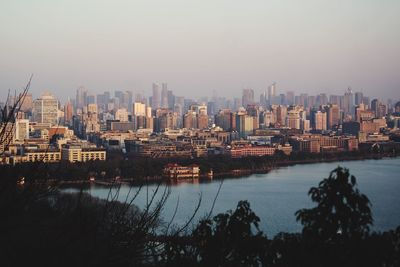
[{"xmin": 163, "ymin": 163, "xmax": 200, "ymax": 179}]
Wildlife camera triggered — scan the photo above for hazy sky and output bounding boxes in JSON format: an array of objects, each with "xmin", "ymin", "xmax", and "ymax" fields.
[{"xmin": 1, "ymin": 0, "xmax": 399, "ymax": 102}]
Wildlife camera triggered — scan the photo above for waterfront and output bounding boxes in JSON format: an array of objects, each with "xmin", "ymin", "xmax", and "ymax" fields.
[{"xmin": 75, "ymin": 158, "xmax": 400, "ymax": 236}]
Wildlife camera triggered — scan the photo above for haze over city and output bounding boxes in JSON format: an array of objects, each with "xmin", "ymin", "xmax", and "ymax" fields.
[{"xmin": 1, "ymin": 0, "xmax": 399, "ymax": 101}]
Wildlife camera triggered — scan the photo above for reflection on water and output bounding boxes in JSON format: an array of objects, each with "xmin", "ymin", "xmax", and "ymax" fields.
[{"xmin": 65, "ymin": 158, "xmax": 400, "ymax": 236}]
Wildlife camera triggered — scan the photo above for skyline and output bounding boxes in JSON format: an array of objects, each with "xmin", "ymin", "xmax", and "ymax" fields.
[{"xmin": 1, "ymin": 0, "xmax": 399, "ymax": 101}]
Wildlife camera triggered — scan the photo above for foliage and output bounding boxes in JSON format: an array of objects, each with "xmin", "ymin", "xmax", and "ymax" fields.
[{"xmin": 295, "ymin": 167, "xmax": 373, "ymax": 242}]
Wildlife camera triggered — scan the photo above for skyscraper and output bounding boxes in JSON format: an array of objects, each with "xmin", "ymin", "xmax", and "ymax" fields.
[
  {"xmin": 64, "ymin": 100, "xmax": 74, "ymax": 126},
  {"xmin": 161, "ymin": 83, "xmax": 169, "ymax": 108},
  {"xmin": 314, "ymin": 111, "xmax": 327, "ymax": 131},
  {"xmin": 32, "ymin": 93, "xmax": 59, "ymax": 125},
  {"xmin": 75, "ymin": 86, "xmax": 87, "ymax": 109},
  {"xmin": 326, "ymin": 104, "xmax": 340, "ymax": 129},
  {"xmin": 152, "ymin": 83, "xmax": 160, "ymax": 109},
  {"xmin": 242, "ymin": 88, "xmax": 254, "ymax": 107},
  {"xmin": 355, "ymin": 92, "xmax": 364, "ymax": 106},
  {"xmin": 268, "ymin": 83, "xmax": 276, "ymax": 104}
]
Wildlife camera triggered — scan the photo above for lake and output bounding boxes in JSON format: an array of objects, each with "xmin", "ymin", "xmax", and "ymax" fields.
[{"xmin": 70, "ymin": 157, "xmax": 400, "ymax": 237}]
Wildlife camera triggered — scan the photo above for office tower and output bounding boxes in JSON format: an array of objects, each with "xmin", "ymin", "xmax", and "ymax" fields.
[
  {"xmin": 183, "ymin": 111, "xmax": 197, "ymax": 129},
  {"xmin": 263, "ymin": 111, "xmax": 275, "ymax": 127},
  {"xmin": 76, "ymin": 86, "xmax": 87, "ymax": 109},
  {"xmin": 355, "ymin": 92, "xmax": 364, "ymax": 105},
  {"xmin": 343, "ymin": 88, "xmax": 354, "ymax": 116},
  {"xmin": 167, "ymin": 90, "xmax": 175, "ymax": 110},
  {"xmin": 329, "ymin": 95, "xmax": 340, "ymax": 105},
  {"xmin": 276, "ymin": 105, "xmax": 287, "ymax": 126},
  {"xmin": 377, "ymin": 102, "xmax": 387, "ymax": 118},
  {"xmin": 64, "ymin": 100, "xmax": 74, "ymax": 126},
  {"xmin": 371, "ymin": 99, "xmax": 379, "ymax": 117},
  {"xmin": 133, "ymin": 102, "xmax": 146, "ymax": 116},
  {"xmin": 155, "ymin": 108, "xmax": 178, "ymax": 132},
  {"xmin": 395, "ymin": 101, "xmax": 400, "ymax": 113},
  {"xmin": 15, "ymin": 119, "xmax": 29, "ymax": 141},
  {"xmin": 326, "ymin": 104, "xmax": 340, "ymax": 129},
  {"xmin": 286, "ymin": 110, "xmax": 301, "ymax": 129},
  {"xmin": 298, "ymin": 94, "xmax": 307, "ymax": 107},
  {"xmin": 268, "ymin": 83, "xmax": 276, "ymax": 104},
  {"xmin": 215, "ymin": 109, "xmax": 234, "ymax": 131},
  {"xmin": 233, "ymin": 98, "xmax": 241, "ymax": 111},
  {"xmin": 161, "ymin": 83, "xmax": 169, "ymax": 108},
  {"xmin": 286, "ymin": 91, "xmax": 295, "ymax": 105},
  {"xmin": 115, "ymin": 108, "xmax": 129, "ymax": 122},
  {"xmin": 242, "ymin": 88, "xmax": 254, "ymax": 107},
  {"xmin": 152, "ymin": 83, "xmax": 160, "ymax": 109},
  {"xmin": 260, "ymin": 92, "xmax": 267, "ymax": 108},
  {"xmin": 32, "ymin": 93, "xmax": 59, "ymax": 125},
  {"xmin": 317, "ymin": 94, "xmax": 328, "ymax": 106},
  {"xmin": 84, "ymin": 104, "xmax": 100, "ymax": 134},
  {"xmin": 236, "ymin": 113, "xmax": 254, "ymax": 138},
  {"xmin": 307, "ymin": 95, "xmax": 316, "ymax": 108},
  {"xmin": 314, "ymin": 111, "xmax": 327, "ymax": 131},
  {"xmin": 246, "ymin": 104, "xmax": 260, "ymax": 129},
  {"xmin": 20, "ymin": 93, "xmax": 33, "ymax": 112}
]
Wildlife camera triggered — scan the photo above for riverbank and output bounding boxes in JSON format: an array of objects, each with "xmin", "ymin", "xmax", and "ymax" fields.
[{"xmin": 56, "ymin": 153, "xmax": 398, "ymax": 188}]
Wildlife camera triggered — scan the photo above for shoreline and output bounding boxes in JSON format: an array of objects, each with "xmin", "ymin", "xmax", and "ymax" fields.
[{"xmin": 57, "ymin": 154, "xmax": 399, "ymax": 188}]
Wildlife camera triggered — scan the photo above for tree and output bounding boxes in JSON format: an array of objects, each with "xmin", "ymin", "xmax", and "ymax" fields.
[
  {"xmin": 295, "ymin": 166, "xmax": 373, "ymax": 241},
  {"xmin": 191, "ymin": 200, "xmax": 266, "ymax": 267}
]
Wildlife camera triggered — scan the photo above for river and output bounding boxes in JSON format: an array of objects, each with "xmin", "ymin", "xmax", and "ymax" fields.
[{"xmin": 69, "ymin": 157, "xmax": 400, "ymax": 237}]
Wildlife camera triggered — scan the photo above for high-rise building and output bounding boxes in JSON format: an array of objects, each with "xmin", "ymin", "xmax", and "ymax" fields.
[
  {"xmin": 343, "ymin": 88, "xmax": 354, "ymax": 116},
  {"xmin": 133, "ymin": 102, "xmax": 146, "ymax": 116},
  {"xmin": 20, "ymin": 93, "xmax": 33, "ymax": 112},
  {"xmin": 32, "ymin": 93, "xmax": 59, "ymax": 125},
  {"xmin": 64, "ymin": 100, "xmax": 74, "ymax": 126},
  {"xmin": 268, "ymin": 83, "xmax": 276, "ymax": 104},
  {"xmin": 152, "ymin": 83, "xmax": 160, "ymax": 109},
  {"xmin": 371, "ymin": 99, "xmax": 379, "ymax": 117},
  {"xmin": 326, "ymin": 104, "xmax": 340, "ymax": 129},
  {"xmin": 161, "ymin": 83, "xmax": 169, "ymax": 108},
  {"xmin": 115, "ymin": 108, "xmax": 129, "ymax": 122},
  {"xmin": 242, "ymin": 89, "xmax": 254, "ymax": 107},
  {"xmin": 75, "ymin": 86, "xmax": 87, "ymax": 109},
  {"xmin": 314, "ymin": 111, "xmax": 327, "ymax": 131},
  {"xmin": 215, "ymin": 109, "xmax": 234, "ymax": 131},
  {"xmin": 355, "ymin": 92, "xmax": 364, "ymax": 105},
  {"xmin": 15, "ymin": 119, "xmax": 29, "ymax": 141},
  {"xmin": 286, "ymin": 91, "xmax": 295, "ymax": 105},
  {"xmin": 286, "ymin": 110, "xmax": 301, "ymax": 129}
]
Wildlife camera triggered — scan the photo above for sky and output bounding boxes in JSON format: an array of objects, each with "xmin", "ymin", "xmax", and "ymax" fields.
[{"xmin": 0, "ymin": 0, "xmax": 399, "ymax": 102}]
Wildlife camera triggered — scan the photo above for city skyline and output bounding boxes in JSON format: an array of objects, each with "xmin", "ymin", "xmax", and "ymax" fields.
[{"xmin": 1, "ymin": 0, "xmax": 399, "ymax": 101}]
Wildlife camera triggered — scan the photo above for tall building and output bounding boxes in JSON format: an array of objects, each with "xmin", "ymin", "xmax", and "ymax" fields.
[
  {"xmin": 236, "ymin": 113, "xmax": 254, "ymax": 138},
  {"xmin": 15, "ymin": 119, "xmax": 29, "ymax": 141},
  {"xmin": 242, "ymin": 89, "xmax": 254, "ymax": 107},
  {"xmin": 326, "ymin": 104, "xmax": 340, "ymax": 130},
  {"xmin": 314, "ymin": 111, "xmax": 327, "ymax": 131},
  {"xmin": 161, "ymin": 83, "xmax": 169, "ymax": 108},
  {"xmin": 371, "ymin": 99, "xmax": 379, "ymax": 117},
  {"xmin": 286, "ymin": 91, "xmax": 295, "ymax": 105},
  {"xmin": 286, "ymin": 110, "xmax": 301, "ymax": 129},
  {"xmin": 115, "ymin": 108, "xmax": 129, "ymax": 122},
  {"xmin": 64, "ymin": 100, "xmax": 74, "ymax": 126},
  {"xmin": 152, "ymin": 83, "xmax": 160, "ymax": 109},
  {"xmin": 75, "ymin": 86, "xmax": 87, "ymax": 109},
  {"xmin": 355, "ymin": 92, "xmax": 364, "ymax": 106},
  {"xmin": 32, "ymin": 93, "xmax": 59, "ymax": 125},
  {"xmin": 20, "ymin": 93, "xmax": 33, "ymax": 112},
  {"xmin": 343, "ymin": 88, "xmax": 354, "ymax": 116},
  {"xmin": 215, "ymin": 109, "xmax": 234, "ymax": 131},
  {"xmin": 133, "ymin": 102, "xmax": 146, "ymax": 116},
  {"xmin": 268, "ymin": 83, "xmax": 276, "ymax": 104}
]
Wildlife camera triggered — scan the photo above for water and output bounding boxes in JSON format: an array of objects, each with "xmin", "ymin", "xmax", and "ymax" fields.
[{"xmin": 67, "ymin": 158, "xmax": 400, "ymax": 237}]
